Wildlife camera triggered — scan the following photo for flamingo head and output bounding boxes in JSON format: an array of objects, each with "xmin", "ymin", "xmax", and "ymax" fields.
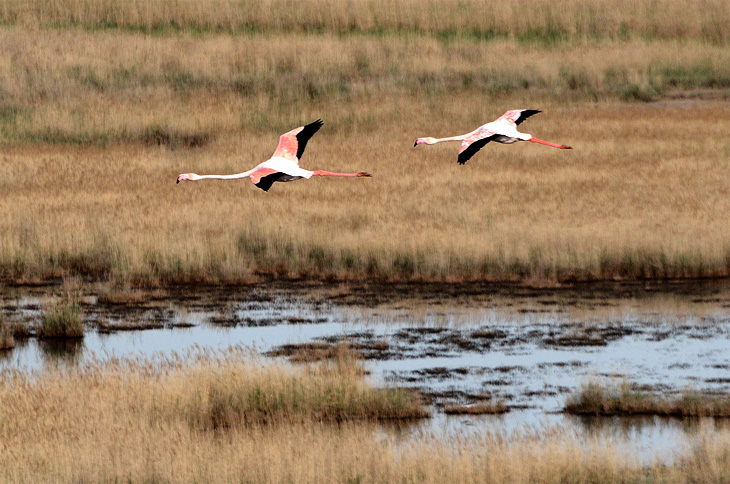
[
  {"xmin": 176, "ymin": 173, "xmax": 199, "ymax": 183},
  {"xmin": 414, "ymin": 137, "xmax": 436, "ymax": 146}
]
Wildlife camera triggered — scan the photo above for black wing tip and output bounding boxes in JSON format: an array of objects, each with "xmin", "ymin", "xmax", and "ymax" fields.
[{"xmin": 515, "ymin": 109, "xmax": 542, "ymax": 126}]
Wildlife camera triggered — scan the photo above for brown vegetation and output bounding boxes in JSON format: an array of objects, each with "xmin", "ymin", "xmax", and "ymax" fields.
[
  {"xmin": 37, "ymin": 301, "xmax": 84, "ymax": 339},
  {"xmin": 0, "ymin": 318, "xmax": 14, "ymax": 350},
  {"xmin": 4, "ymin": 349, "xmax": 730, "ymax": 482},
  {"xmin": 267, "ymin": 342, "xmax": 364, "ymax": 363},
  {"xmin": 3, "ymin": 0, "xmax": 730, "ymax": 44},
  {"xmin": 444, "ymin": 401, "xmax": 509, "ymax": 415},
  {"xmin": 1, "ymin": 1, "xmax": 729, "ymax": 285},
  {"xmin": 566, "ymin": 381, "xmax": 730, "ymax": 417}
]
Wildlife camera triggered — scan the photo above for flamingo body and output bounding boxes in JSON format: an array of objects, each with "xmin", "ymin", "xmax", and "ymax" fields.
[
  {"xmin": 414, "ymin": 109, "xmax": 571, "ymax": 164},
  {"xmin": 177, "ymin": 119, "xmax": 371, "ymax": 191}
]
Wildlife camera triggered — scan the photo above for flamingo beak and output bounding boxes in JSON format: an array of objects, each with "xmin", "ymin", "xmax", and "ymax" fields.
[{"xmin": 413, "ymin": 140, "xmax": 417, "ymax": 147}]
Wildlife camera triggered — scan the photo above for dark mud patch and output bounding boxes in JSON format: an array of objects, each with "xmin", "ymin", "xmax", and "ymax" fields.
[
  {"xmin": 409, "ymin": 367, "xmax": 472, "ymax": 382},
  {"xmin": 265, "ymin": 342, "xmax": 361, "ymax": 362},
  {"xmin": 418, "ymin": 388, "xmax": 496, "ymax": 406},
  {"xmin": 271, "ymin": 335, "xmax": 393, "ymax": 361},
  {"xmin": 543, "ymin": 323, "xmax": 639, "ymax": 347},
  {"xmin": 96, "ymin": 320, "xmax": 165, "ymax": 333}
]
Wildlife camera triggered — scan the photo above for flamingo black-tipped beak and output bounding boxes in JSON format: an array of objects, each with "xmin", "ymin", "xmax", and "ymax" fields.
[
  {"xmin": 176, "ymin": 179, "xmax": 180, "ymax": 184},
  {"xmin": 413, "ymin": 140, "xmax": 417, "ymax": 147}
]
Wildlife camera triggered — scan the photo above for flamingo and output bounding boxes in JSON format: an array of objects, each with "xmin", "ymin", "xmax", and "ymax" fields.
[
  {"xmin": 414, "ymin": 109, "xmax": 572, "ymax": 164},
  {"xmin": 177, "ymin": 119, "xmax": 371, "ymax": 191}
]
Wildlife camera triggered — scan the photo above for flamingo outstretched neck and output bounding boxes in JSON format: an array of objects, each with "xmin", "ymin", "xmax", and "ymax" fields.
[
  {"xmin": 176, "ymin": 119, "xmax": 372, "ymax": 191},
  {"xmin": 528, "ymin": 137, "xmax": 572, "ymax": 149},
  {"xmin": 414, "ymin": 109, "xmax": 572, "ymax": 164},
  {"xmin": 313, "ymin": 171, "xmax": 371, "ymax": 177}
]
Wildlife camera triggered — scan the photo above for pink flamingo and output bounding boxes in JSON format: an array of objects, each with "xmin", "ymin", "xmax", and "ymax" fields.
[
  {"xmin": 177, "ymin": 119, "xmax": 371, "ymax": 191},
  {"xmin": 414, "ymin": 110, "xmax": 572, "ymax": 164}
]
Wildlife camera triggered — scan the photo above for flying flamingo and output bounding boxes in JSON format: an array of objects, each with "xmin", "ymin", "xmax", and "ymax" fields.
[
  {"xmin": 414, "ymin": 110, "xmax": 572, "ymax": 164},
  {"xmin": 177, "ymin": 119, "xmax": 371, "ymax": 191}
]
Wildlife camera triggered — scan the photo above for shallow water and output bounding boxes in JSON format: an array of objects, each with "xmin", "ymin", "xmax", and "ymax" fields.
[{"xmin": 2, "ymin": 281, "xmax": 730, "ymax": 463}]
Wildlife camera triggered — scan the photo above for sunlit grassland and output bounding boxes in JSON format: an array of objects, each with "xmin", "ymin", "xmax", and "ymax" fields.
[
  {"xmin": 3, "ymin": 0, "xmax": 730, "ymax": 44},
  {"xmin": 3, "ymin": 349, "xmax": 730, "ymax": 483},
  {"xmin": 2, "ymin": 94, "xmax": 728, "ymax": 283},
  {"xmin": 1, "ymin": 14, "xmax": 729, "ymax": 284}
]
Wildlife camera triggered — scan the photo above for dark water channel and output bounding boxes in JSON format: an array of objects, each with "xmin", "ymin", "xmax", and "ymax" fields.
[{"xmin": 2, "ymin": 281, "xmax": 730, "ymax": 463}]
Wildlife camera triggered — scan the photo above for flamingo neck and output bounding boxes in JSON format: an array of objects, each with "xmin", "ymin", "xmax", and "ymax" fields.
[
  {"xmin": 312, "ymin": 170, "xmax": 370, "ymax": 177},
  {"xmin": 195, "ymin": 171, "xmax": 253, "ymax": 180},
  {"xmin": 528, "ymin": 137, "xmax": 572, "ymax": 149},
  {"xmin": 432, "ymin": 135, "xmax": 468, "ymax": 144}
]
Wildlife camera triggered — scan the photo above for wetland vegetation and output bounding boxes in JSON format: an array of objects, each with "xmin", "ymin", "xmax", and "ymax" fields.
[
  {"xmin": 1, "ymin": 0, "xmax": 729, "ymax": 285},
  {"xmin": 2, "ymin": 1, "xmax": 730, "ymax": 482},
  {"xmin": 567, "ymin": 381, "xmax": 730, "ymax": 418},
  {"xmin": 1, "ymin": 281, "xmax": 730, "ymax": 482}
]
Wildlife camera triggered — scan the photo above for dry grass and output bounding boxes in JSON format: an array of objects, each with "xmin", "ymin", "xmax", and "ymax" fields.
[
  {"xmin": 4, "ymin": 348, "xmax": 730, "ymax": 483},
  {"xmin": 267, "ymin": 342, "xmax": 365, "ymax": 363},
  {"xmin": 566, "ymin": 381, "xmax": 730, "ymax": 417},
  {"xmin": 2, "ymin": 95, "xmax": 728, "ymax": 284},
  {"xmin": 37, "ymin": 301, "xmax": 84, "ymax": 339},
  {"xmin": 444, "ymin": 401, "xmax": 509, "ymax": 415},
  {"xmin": 0, "ymin": 316, "xmax": 14, "ymax": 350},
  {"xmin": 2, "ymin": 0, "xmax": 730, "ymax": 44},
  {"xmin": 1, "ymin": 5, "xmax": 729, "ymax": 284}
]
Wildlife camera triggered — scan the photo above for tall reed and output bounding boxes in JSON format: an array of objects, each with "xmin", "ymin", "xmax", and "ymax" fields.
[
  {"xmin": 2, "ymin": 0, "xmax": 729, "ymax": 44},
  {"xmin": 3, "ymin": 348, "xmax": 730, "ymax": 483}
]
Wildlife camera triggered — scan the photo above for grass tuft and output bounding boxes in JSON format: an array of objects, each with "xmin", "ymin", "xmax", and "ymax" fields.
[
  {"xmin": 444, "ymin": 401, "xmax": 509, "ymax": 415},
  {"xmin": 0, "ymin": 316, "xmax": 15, "ymax": 350},
  {"xmin": 37, "ymin": 301, "xmax": 84, "ymax": 339},
  {"xmin": 566, "ymin": 381, "xmax": 730, "ymax": 417},
  {"xmin": 179, "ymin": 346, "xmax": 427, "ymax": 428}
]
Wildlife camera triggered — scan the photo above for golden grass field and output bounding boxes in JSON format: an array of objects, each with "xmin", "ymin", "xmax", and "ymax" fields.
[
  {"xmin": 3, "ymin": 4, "xmax": 730, "ymax": 482},
  {"xmin": 0, "ymin": 26, "xmax": 730, "ymax": 283},
  {"xmin": 1, "ymin": 0, "xmax": 730, "ymax": 284},
  {"xmin": 2, "ymin": 348, "xmax": 730, "ymax": 484}
]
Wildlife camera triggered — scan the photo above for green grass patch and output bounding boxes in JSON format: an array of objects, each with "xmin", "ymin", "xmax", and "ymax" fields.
[{"xmin": 37, "ymin": 301, "xmax": 84, "ymax": 339}]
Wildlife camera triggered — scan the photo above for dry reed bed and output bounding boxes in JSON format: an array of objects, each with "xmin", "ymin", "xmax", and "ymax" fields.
[
  {"xmin": 1, "ymin": 21, "xmax": 730, "ymax": 283},
  {"xmin": 2, "ymin": 96, "xmax": 729, "ymax": 283},
  {"xmin": 2, "ymin": 0, "xmax": 730, "ymax": 44},
  {"xmin": 1, "ymin": 29, "xmax": 729, "ymax": 135},
  {"xmin": 567, "ymin": 381, "xmax": 730, "ymax": 417},
  {"xmin": 3, "ymin": 349, "xmax": 730, "ymax": 483}
]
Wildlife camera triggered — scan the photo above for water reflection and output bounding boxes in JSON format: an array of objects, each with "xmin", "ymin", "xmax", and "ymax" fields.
[
  {"xmin": 2, "ymin": 281, "xmax": 730, "ymax": 463},
  {"xmin": 38, "ymin": 338, "xmax": 84, "ymax": 363}
]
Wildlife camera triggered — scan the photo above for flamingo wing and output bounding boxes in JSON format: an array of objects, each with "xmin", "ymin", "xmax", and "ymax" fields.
[
  {"xmin": 458, "ymin": 129, "xmax": 496, "ymax": 165},
  {"xmin": 249, "ymin": 167, "xmax": 280, "ymax": 191},
  {"xmin": 497, "ymin": 109, "xmax": 541, "ymax": 126},
  {"xmin": 272, "ymin": 119, "xmax": 323, "ymax": 163}
]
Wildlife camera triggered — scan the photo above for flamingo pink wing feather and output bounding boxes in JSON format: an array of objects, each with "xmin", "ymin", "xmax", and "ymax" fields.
[
  {"xmin": 459, "ymin": 129, "xmax": 495, "ymax": 155},
  {"xmin": 249, "ymin": 167, "xmax": 279, "ymax": 185},
  {"xmin": 272, "ymin": 127, "xmax": 303, "ymax": 162},
  {"xmin": 495, "ymin": 109, "xmax": 525, "ymax": 127}
]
